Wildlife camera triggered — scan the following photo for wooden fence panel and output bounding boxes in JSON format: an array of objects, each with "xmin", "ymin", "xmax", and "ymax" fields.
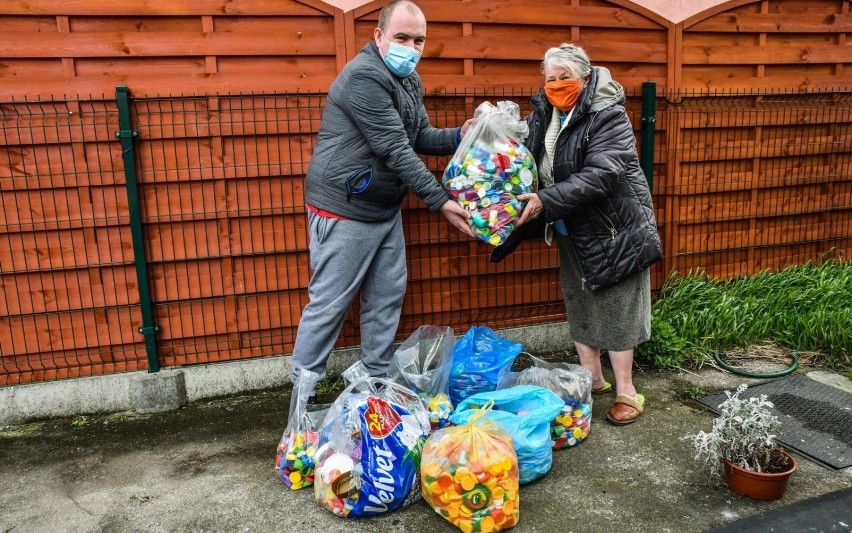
[
  {"xmin": 0, "ymin": 266, "xmax": 136, "ymax": 315},
  {"xmin": 0, "ymin": 306, "xmax": 139, "ymax": 357},
  {"xmin": 122, "ymin": 90, "xmax": 318, "ymax": 365},
  {"xmin": 1, "ymin": 1, "xmax": 851, "ymax": 385},
  {"xmin": 0, "ymin": 96, "xmax": 145, "ymax": 385},
  {"xmin": 659, "ymin": 92, "xmax": 852, "ymax": 282},
  {"xmin": 0, "ymin": 1, "xmax": 344, "ymax": 99},
  {"xmin": 1, "ymin": 346, "xmax": 144, "ymax": 384}
]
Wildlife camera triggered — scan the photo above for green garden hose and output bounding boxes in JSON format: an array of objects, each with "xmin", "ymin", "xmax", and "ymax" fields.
[{"xmin": 712, "ymin": 350, "xmax": 799, "ymax": 378}]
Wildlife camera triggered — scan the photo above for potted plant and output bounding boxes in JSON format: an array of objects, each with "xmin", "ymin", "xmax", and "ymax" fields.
[{"xmin": 687, "ymin": 384, "xmax": 797, "ymax": 500}]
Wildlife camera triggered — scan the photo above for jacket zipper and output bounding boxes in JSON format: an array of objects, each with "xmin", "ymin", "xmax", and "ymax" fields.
[
  {"xmin": 584, "ymin": 111, "xmax": 599, "ymax": 142},
  {"xmin": 591, "ymin": 204, "xmax": 617, "ymax": 240}
]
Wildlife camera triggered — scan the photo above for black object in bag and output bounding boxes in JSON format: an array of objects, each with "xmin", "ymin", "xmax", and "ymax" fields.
[{"xmin": 489, "ymin": 216, "xmax": 546, "ymax": 263}]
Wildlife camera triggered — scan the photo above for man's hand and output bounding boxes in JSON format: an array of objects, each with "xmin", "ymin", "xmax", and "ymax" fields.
[
  {"xmin": 516, "ymin": 193, "xmax": 543, "ymax": 226},
  {"xmin": 440, "ymin": 200, "xmax": 474, "ymax": 237},
  {"xmin": 460, "ymin": 118, "xmax": 475, "ymax": 137}
]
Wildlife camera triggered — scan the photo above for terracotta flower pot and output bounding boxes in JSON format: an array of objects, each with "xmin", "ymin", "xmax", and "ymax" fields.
[{"xmin": 722, "ymin": 450, "xmax": 798, "ymax": 501}]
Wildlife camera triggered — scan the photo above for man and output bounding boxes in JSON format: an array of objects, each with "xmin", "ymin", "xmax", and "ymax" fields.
[{"xmin": 290, "ymin": 0, "xmax": 473, "ymax": 394}]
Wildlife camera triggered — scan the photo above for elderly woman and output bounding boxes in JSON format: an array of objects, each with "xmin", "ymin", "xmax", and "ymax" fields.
[{"xmin": 496, "ymin": 43, "xmax": 662, "ymax": 425}]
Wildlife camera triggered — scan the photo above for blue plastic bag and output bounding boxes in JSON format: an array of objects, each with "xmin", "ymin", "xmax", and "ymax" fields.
[
  {"xmin": 448, "ymin": 326, "xmax": 522, "ymax": 407},
  {"xmin": 449, "ymin": 385, "xmax": 565, "ymax": 484}
]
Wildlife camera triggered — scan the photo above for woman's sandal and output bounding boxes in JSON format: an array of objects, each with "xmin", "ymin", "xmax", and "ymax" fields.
[
  {"xmin": 606, "ymin": 393, "xmax": 645, "ymax": 425},
  {"xmin": 591, "ymin": 381, "xmax": 613, "ymax": 395}
]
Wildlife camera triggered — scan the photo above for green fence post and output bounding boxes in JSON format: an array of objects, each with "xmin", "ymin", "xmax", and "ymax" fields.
[
  {"xmin": 640, "ymin": 80, "xmax": 657, "ymax": 190},
  {"xmin": 115, "ymin": 85, "xmax": 160, "ymax": 373}
]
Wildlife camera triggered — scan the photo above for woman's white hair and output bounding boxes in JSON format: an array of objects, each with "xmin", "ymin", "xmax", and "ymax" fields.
[{"xmin": 542, "ymin": 43, "xmax": 591, "ymax": 78}]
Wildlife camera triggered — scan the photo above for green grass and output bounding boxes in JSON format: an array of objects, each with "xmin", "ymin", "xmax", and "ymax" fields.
[
  {"xmin": 675, "ymin": 382, "xmax": 708, "ymax": 401},
  {"xmin": 314, "ymin": 376, "xmax": 345, "ymax": 398},
  {"xmin": 636, "ymin": 259, "xmax": 852, "ymax": 370}
]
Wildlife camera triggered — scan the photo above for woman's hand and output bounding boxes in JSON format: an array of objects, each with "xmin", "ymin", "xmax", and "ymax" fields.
[{"xmin": 516, "ymin": 193, "xmax": 543, "ymax": 226}]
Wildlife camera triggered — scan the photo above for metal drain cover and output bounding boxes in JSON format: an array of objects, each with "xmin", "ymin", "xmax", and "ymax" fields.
[{"xmin": 698, "ymin": 374, "xmax": 852, "ymax": 469}]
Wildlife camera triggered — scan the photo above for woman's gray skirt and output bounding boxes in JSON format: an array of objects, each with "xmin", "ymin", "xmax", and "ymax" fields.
[{"xmin": 556, "ymin": 234, "xmax": 651, "ymax": 352}]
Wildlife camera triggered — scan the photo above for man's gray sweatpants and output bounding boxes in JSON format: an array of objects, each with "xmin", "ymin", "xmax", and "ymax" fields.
[{"xmin": 290, "ymin": 210, "xmax": 407, "ymax": 386}]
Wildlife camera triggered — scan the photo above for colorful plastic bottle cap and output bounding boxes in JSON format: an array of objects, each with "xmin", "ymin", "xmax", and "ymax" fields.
[{"xmin": 472, "ymin": 213, "xmax": 488, "ymax": 228}]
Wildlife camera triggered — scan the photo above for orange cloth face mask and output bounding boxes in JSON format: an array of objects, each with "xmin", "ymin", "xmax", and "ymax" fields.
[{"xmin": 544, "ymin": 79, "xmax": 583, "ymax": 112}]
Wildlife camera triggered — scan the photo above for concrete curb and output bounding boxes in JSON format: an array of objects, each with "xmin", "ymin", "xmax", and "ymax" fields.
[{"xmin": 0, "ymin": 322, "xmax": 570, "ymax": 425}]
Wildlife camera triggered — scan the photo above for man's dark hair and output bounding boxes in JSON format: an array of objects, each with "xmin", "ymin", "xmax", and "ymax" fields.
[{"xmin": 377, "ymin": 0, "xmax": 421, "ymax": 32}]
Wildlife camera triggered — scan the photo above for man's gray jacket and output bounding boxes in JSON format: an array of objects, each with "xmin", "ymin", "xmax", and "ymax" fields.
[{"xmin": 304, "ymin": 42, "xmax": 461, "ymax": 221}]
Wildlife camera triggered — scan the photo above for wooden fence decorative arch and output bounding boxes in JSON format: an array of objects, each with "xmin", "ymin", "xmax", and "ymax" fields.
[
  {"xmin": 349, "ymin": 0, "xmax": 674, "ymax": 92},
  {"xmin": 679, "ymin": 0, "xmax": 850, "ymax": 92}
]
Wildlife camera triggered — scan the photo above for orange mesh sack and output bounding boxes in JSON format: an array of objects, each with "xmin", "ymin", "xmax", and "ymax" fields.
[{"xmin": 420, "ymin": 401, "xmax": 520, "ymax": 532}]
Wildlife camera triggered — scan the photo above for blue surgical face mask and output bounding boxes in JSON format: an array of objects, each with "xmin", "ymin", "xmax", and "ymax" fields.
[{"xmin": 380, "ymin": 33, "xmax": 421, "ymax": 78}]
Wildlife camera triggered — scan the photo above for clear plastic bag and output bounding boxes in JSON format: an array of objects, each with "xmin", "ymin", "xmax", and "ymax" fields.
[
  {"xmin": 341, "ymin": 360, "xmax": 371, "ymax": 387},
  {"xmin": 387, "ymin": 325, "xmax": 455, "ymax": 431},
  {"xmin": 421, "ymin": 400, "xmax": 520, "ymax": 532},
  {"xmin": 313, "ymin": 376, "xmax": 431, "ymax": 517},
  {"xmin": 275, "ymin": 369, "xmax": 329, "ymax": 490},
  {"xmin": 498, "ymin": 356, "xmax": 593, "ymax": 450},
  {"xmin": 443, "ymin": 101, "xmax": 538, "ymax": 247}
]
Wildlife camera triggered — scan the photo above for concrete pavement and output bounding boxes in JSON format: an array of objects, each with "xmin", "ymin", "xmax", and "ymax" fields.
[{"xmin": 1, "ymin": 363, "xmax": 850, "ymax": 533}]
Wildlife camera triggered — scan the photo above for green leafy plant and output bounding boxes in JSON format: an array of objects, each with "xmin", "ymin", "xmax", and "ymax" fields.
[
  {"xmin": 71, "ymin": 416, "xmax": 88, "ymax": 428},
  {"xmin": 686, "ymin": 384, "xmax": 788, "ymax": 476},
  {"xmin": 649, "ymin": 259, "xmax": 851, "ymax": 369},
  {"xmin": 677, "ymin": 382, "xmax": 707, "ymax": 401},
  {"xmin": 635, "ymin": 313, "xmax": 688, "ymax": 368}
]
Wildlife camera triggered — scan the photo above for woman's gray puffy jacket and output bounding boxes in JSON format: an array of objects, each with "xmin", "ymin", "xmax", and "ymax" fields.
[{"xmin": 503, "ymin": 66, "xmax": 662, "ymax": 289}]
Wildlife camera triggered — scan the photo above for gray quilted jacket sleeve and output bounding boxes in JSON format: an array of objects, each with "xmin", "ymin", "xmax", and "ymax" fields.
[{"xmin": 347, "ymin": 70, "xmax": 455, "ymax": 211}]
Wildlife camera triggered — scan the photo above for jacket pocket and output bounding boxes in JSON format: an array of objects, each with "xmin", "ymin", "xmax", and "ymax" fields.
[
  {"xmin": 309, "ymin": 212, "xmax": 334, "ymax": 246},
  {"xmin": 346, "ymin": 165, "xmax": 405, "ymax": 207},
  {"xmin": 345, "ymin": 165, "xmax": 373, "ymax": 201},
  {"xmin": 590, "ymin": 204, "xmax": 618, "ymax": 241}
]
